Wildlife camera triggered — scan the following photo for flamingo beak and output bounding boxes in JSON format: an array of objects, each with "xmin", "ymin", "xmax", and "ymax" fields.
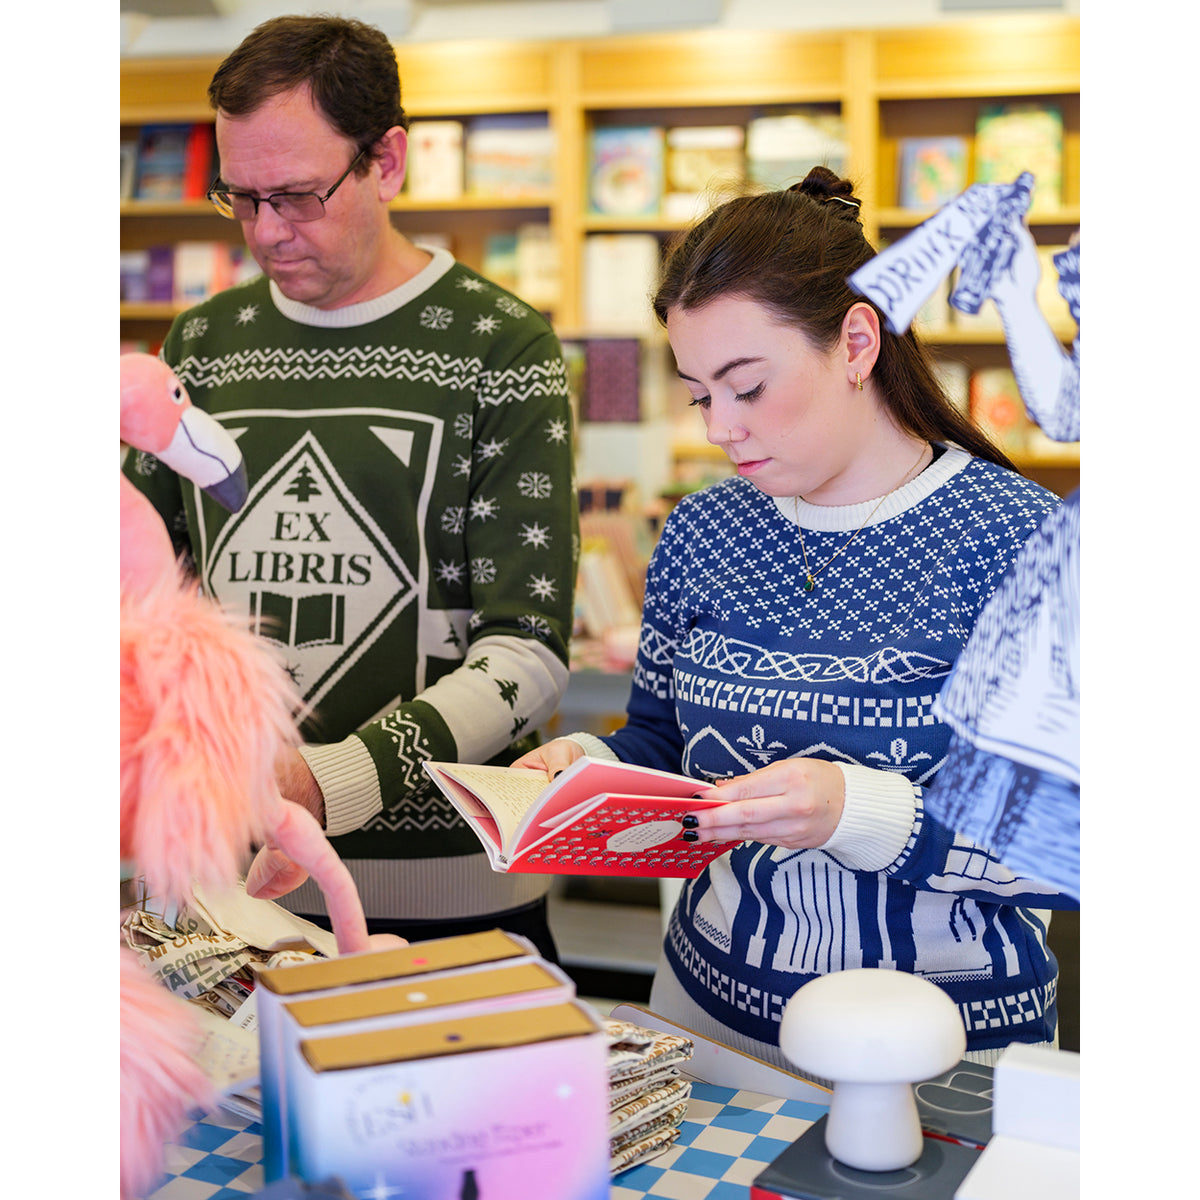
[{"xmin": 155, "ymin": 408, "xmax": 249, "ymax": 513}]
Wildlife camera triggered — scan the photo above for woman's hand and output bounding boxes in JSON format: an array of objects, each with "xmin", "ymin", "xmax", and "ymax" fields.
[
  {"xmin": 686, "ymin": 757, "xmax": 846, "ymax": 851},
  {"xmin": 510, "ymin": 737, "xmax": 587, "ymax": 779}
]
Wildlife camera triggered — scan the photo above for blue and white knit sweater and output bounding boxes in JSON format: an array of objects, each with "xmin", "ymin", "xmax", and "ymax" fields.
[{"xmin": 587, "ymin": 448, "xmax": 1066, "ymax": 1058}]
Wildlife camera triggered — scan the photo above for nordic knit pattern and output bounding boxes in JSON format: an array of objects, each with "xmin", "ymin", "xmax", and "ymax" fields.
[
  {"xmin": 125, "ymin": 249, "xmax": 578, "ymax": 920},
  {"xmin": 599, "ymin": 450, "xmax": 1065, "ymax": 1055}
]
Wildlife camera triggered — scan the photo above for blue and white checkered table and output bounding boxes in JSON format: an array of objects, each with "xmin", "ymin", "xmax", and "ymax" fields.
[{"xmin": 148, "ymin": 1081, "xmax": 830, "ymax": 1199}]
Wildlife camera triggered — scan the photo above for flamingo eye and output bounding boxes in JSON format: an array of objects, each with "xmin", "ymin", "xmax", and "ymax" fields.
[{"xmin": 170, "ymin": 384, "xmax": 185, "ymax": 406}]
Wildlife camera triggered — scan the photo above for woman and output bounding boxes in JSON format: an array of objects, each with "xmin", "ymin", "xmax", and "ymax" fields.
[{"xmin": 520, "ymin": 167, "xmax": 1070, "ymax": 1070}]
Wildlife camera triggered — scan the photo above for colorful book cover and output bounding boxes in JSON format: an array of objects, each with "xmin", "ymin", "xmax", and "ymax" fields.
[
  {"xmin": 974, "ymin": 103, "xmax": 1063, "ymax": 213},
  {"xmin": 663, "ymin": 124, "xmax": 745, "ymax": 220},
  {"xmin": 587, "ymin": 125, "xmax": 665, "ymax": 217},
  {"xmin": 135, "ymin": 123, "xmax": 192, "ymax": 201},
  {"xmin": 405, "ymin": 119, "xmax": 464, "ymax": 199},
  {"xmin": 969, "ymin": 366, "xmax": 1031, "ymax": 454},
  {"xmin": 897, "ymin": 135, "xmax": 969, "ymax": 209},
  {"xmin": 746, "ymin": 110, "xmax": 847, "ymax": 191},
  {"xmin": 423, "ymin": 756, "xmax": 739, "ymax": 877},
  {"xmin": 466, "ymin": 114, "xmax": 555, "ymax": 199}
]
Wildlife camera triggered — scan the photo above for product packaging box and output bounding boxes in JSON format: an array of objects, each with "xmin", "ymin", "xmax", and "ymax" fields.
[
  {"xmin": 254, "ymin": 929, "xmax": 539, "ymax": 1182},
  {"xmin": 290, "ymin": 1000, "xmax": 611, "ymax": 1199}
]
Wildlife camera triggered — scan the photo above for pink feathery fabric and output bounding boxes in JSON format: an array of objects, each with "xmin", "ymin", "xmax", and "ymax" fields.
[
  {"xmin": 120, "ymin": 561, "xmax": 299, "ymax": 910},
  {"xmin": 120, "ymin": 948, "xmax": 216, "ymax": 1200}
]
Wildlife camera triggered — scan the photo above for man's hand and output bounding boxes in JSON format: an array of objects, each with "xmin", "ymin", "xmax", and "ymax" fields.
[{"xmin": 276, "ymin": 747, "xmax": 326, "ymax": 827}]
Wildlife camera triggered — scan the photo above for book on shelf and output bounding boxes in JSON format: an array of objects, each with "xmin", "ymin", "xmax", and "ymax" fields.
[
  {"xmin": 513, "ymin": 223, "xmax": 560, "ymax": 310},
  {"xmin": 181, "ymin": 122, "xmax": 216, "ymax": 200},
  {"xmin": 663, "ymin": 124, "xmax": 745, "ymax": 222},
  {"xmin": 969, "ymin": 366, "xmax": 1033, "ymax": 455},
  {"xmin": 121, "ymin": 243, "xmax": 259, "ymax": 307},
  {"xmin": 404, "ymin": 119, "xmax": 464, "ymax": 200},
  {"xmin": 421, "ymin": 756, "xmax": 739, "ymax": 877},
  {"xmin": 120, "ymin": 138, "xmax": 138, "ymax": 200},
  {"xmin": 582, "ymin": 232, "xmax": 660, "ymax": 335},
  {"xmin": 587, "ymin": 125, "xmax": 665, "ymax": 217},
  {"xmin": 897, "ymin": 135, "xmax": 969, "ymax": 210},
  {"xmin": 132, "ymin": 122, "xmax": 214, "ymax": 201},
  {"xmin": 134, "ymin": 123, "xmax": 192, "ymax": 200},
  {"xmin": 465, "ymin": 114, "xmax": 555, "ymax": 200},
  {"xmin": 930, "ymin": 357, "xmax": 971, "ymax": 418},
  {"xmin": 745, "ymin": 110, "xmax": 847, "ymax": 192},
  {"xmin": 481, "ymin": 230, "xmax": 519, "ymax": 293},
  {"xmin": 974, "ymin": 102, "xmax": 1063, "ymax": 213}
]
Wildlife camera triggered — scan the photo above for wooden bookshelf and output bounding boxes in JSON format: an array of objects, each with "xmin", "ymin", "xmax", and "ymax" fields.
[{"xmin": 120, "ymin": 13, "xmax": 1079, "ymax": 488}]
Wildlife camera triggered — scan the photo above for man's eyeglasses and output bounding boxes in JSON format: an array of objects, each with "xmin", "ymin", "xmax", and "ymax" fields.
[{"xmin": 207, "ymin": 149, "xmax": 367, "ymax": 223}]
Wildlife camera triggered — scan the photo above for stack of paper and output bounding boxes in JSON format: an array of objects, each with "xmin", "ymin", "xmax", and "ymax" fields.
[{"xmin": 606, "ymin": 1018, "xmax": 694, "ymax": 1173}]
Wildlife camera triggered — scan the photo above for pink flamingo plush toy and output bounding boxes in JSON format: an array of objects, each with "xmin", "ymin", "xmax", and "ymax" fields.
[{"xmin": 120, "ymin": 353, "xmax": 396, "ymax": 1197}]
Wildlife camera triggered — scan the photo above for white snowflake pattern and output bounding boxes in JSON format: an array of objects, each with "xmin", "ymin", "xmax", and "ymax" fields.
[
  {"xmin": 495, "ymin": 296, "xmax": 527, "ymax": 318},
  {"xmin": 519, "ymin": 521, "xmax": 551, "ymax": 549},
  {"xmin": 472, "ymin": 558, "xmax": 498, "ymax": 584},
  {"xmin": 420, "ymin": 304, "xmax": 455, "ymax": 330},
  {"xmin": 441, "ymin": 506, "xmax": 466, "ymax": 535},
  {"xmin": 235, "ymin": 304, "xmax": 259, "ymax": 325},
  {"xmin": 435, "ymin": 559, "xmax": 467, "ymax": 585},
  {"xmin": 476, "ymin": 437, "xmax": 508, "ymax": 460},
  {"xmin": 452, "ymin": 453, "xmax": 472, "ymax": 477},
  {"xmin": 473, "ymin": 314, "xmax": 501, "ymax": 335},
  {"xmin": 546, "ymin": 418, "xmax": 569, "ymax": 444},
  {"xmin": 182, "ymin": 316, "xmax": 208, "ymax": 340},
  {"xmin": 453, "ymin": 413, "xmax": 473, "ymax": 439},
  {"xmin": 457, "ymin": 276, "xmax": 487, "ymax": 293},
  {"xmin": 469, "ymin": 495, "xmax": 500, "ymax": 522},
  {"xmin": 517, "ymin": 471, "xmax": 553, "ymax": 500},
  {"xmin": 529, "ymin": 574, "xmax": 557, "ymax": 601},
  {"xmin": 468, "ymin": 610, "xmax": 486, "ymax": 631},
  {"xmin": 520, "ymin": 613, "xmax": 552, "ymax": 640}
]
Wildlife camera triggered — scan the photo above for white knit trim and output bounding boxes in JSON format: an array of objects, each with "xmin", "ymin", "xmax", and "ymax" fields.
[
  {"xmin": 564, "ymin": 732, "xmax": 621, "ymax": 761},
  {"xmin": 269, "ymin": 246, "xmax": 455, "ymax": 328},
  {"xmin": 820, "ymin": 763, "xmax": 917, "ymax": 871},
  {"xmin": 298, "ymin": 737, "xmax": 382, "ymax": 837},
  {"xmin": 772, "ymin": 446, "xmax": 969, "ymax": 532}
]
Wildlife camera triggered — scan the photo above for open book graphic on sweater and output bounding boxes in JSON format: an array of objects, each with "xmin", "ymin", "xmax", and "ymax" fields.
[{"xmin": 422, "ymin": 756, "xmax": 738, "ymax": 877}]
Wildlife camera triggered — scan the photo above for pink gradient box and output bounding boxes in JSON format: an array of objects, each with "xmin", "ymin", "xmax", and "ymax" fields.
[{"xmin": 289, "ymin": 1000, "xmax": 610, "ymax": 1199}]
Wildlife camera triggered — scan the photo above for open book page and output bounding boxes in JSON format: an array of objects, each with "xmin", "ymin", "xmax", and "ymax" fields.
[{"xmin": 424, "ymin": 763, "xmax": 552, "ymax": 850}]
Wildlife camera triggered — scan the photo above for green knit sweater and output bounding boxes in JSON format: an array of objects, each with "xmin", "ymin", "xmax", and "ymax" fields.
[{"xmin": 125, "ymin": 248, "xmax": 578, "ymax": 920}]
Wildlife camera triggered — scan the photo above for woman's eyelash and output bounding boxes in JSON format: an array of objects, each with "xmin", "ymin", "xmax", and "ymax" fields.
[{"xmin": 687, "ymin": 383, "xmax": 764, "ymax": 408}]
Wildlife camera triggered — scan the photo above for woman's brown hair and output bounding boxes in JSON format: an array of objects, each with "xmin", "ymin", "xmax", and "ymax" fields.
[{"xmin": 653, "ymin": 166, "xmax": 1016, "ymax": 469}]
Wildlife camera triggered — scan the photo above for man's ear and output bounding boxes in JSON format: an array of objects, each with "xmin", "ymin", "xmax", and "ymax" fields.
[
  {"xmin": 373, "ymin": 125, "xmax": 408, "ymax": 202},
  {"xmin": 842, "ymin": 301, "xmax": 882, "ymax": 385}
]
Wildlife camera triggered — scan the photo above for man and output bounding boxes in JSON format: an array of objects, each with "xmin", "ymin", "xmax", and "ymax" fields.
[{"xmin": 124, "ymin": 15, "xmax": 578, "ymax": 958}]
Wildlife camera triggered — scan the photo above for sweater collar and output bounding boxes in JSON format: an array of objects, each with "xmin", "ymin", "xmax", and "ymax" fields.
[
  {"xmin": 772, "ymin": 446, "xmax": 970, "ymax": 533},
  {"xmin": 268, "ymin": 245, "xmax": 456, "ymax": 328}
]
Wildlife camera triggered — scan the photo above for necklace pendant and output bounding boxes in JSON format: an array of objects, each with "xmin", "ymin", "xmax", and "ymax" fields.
[{"xmin": 804, "ymin": 574, "xmax": 816, "ymax": 592}]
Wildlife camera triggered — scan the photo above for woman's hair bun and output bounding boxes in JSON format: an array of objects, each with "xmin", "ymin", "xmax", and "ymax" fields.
[{"xmin": 788, "ymin": 165, "xmax": 861, "ymax": 216}]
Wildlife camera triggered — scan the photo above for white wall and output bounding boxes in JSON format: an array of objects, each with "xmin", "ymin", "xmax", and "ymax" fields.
[{"xmin": 121, "ymin": 0, "xmax": 1080, "ymax": 57}]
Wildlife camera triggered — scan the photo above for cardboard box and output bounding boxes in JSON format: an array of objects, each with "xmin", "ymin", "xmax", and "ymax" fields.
[
  {"xmin": 279, "ymin": 959, "xmax": 577, "ymax": 1174},
  {"xmin": 290, "ymin": 1000, "xmax": 610, "ymax": 1199},
  {"xmin": 255, "ymin": 929, "xmax": 539, "ymax": 1181}
]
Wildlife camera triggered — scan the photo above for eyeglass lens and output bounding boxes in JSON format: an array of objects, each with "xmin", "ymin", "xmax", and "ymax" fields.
[{"xmin": 218, "ymin": 192, "xmax": 328, "ymax": 222}]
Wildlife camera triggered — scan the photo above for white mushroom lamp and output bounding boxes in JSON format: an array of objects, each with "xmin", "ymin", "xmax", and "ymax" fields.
[{"xmin": 778, "ymin": 968, "xmax": 967, "ymax": 1172}]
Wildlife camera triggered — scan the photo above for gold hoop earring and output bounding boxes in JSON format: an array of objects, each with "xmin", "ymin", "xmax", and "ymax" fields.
[{"xmin": 855, "ymin": 373, "xmax": 864, "ymax": 391}]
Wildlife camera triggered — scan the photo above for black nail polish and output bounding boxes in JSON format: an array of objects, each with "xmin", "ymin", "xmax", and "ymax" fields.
[
  {"xmin": 681, "ymin": 814, "xmax": 699, "ymax": 829},
  {"xmin": 681, "ymin": 830, "xmax": 698, "ymax": 842}
]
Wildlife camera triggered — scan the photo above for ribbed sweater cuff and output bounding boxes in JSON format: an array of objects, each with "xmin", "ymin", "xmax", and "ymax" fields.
[
  {"xmin": 298, "ymin": 737, "xmax": 382, "ymax": 837},
  {"xmin": 821, "ymin": 763, "xmax": 917, "ymax": 872},
  {"xmin": 564, "ymin": 732, "xmax": 619, "ymax": 761}
]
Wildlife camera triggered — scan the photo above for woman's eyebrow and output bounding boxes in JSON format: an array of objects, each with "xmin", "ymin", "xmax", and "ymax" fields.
[{"xmin": 676, "ymin": 356, "xmax": 766, "ymax": 383}]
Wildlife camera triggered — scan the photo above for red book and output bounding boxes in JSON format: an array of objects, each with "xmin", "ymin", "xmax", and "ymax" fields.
[
  {"xmin": 182, "ymin": 123, "xmax": 216, "ymax": 200},
  {"xmin": 422, "ymin": 756, "xmax": 737, "ymax": 877}
]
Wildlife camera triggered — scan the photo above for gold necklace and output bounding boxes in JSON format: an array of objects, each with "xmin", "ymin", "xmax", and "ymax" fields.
[{"xmin": 794, "ymin": 444, "xmax": 929, "ymax": 593}]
